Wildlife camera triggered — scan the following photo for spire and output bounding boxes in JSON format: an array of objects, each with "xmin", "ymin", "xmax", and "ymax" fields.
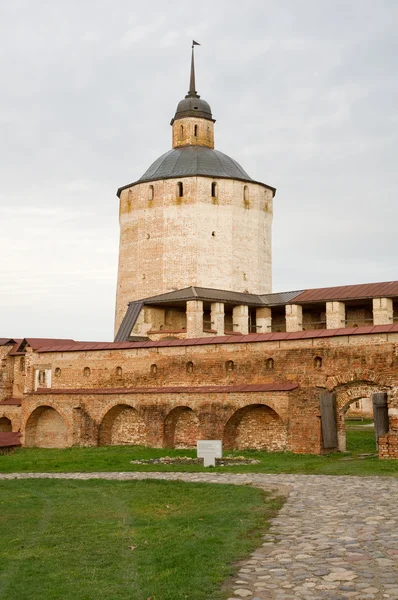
[{"xmin": 186, "ymin": 40, "xmax": 200, "ymax": 99}]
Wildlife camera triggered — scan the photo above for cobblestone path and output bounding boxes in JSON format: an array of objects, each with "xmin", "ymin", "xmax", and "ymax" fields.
[{"xmin": 1, "ymin": 472, "xmax": 397, "ymax": 599}]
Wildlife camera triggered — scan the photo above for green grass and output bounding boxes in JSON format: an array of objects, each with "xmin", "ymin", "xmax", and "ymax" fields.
[
  {"xmin": 345, "ymin": 418, "xmax": 374, "ymax": 427},
  {"xmin": 0, "ymin": 479, "xmax": 280, "ymax": 600},
  {"xmin": 0, "ymin": 430, "xmax": 397, "ymax": 476}
]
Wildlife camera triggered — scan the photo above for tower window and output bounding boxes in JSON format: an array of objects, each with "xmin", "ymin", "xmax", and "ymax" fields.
[
  {"xmin": 148, "ymin": 185, "xmax": 154, "ymax": 201},
  {"xmin": 177, "ymin": 182, "xmax": 183, "ymax": 197},
  {"xmin": 244, "ymin": 186, "xmax": 249, "ymax": 202},
  {"xmin": 194, "ymin": 124, "xmax": 198, "ymax": 137},
  {"xmin": 180, "ymin": 124, "xmax": 184, "ymax": 139},
  {"xmin": 83, "ymin": 367, "xmax": 91, "ymax": 377},
  {"xmin": 211, "ymin": 182, "xmax": 217, "ymax": 197}
]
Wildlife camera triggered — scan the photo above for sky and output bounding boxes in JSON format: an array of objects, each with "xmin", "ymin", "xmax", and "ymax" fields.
[{"xmin": 1, "ymin": 0, "xmax": 397, "ymax": 341}]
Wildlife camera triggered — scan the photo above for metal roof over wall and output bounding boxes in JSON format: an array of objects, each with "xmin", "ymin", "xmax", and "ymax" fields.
[{"xmin": 34, "ymin": 323, "xmax": 398, "ymax": 353}]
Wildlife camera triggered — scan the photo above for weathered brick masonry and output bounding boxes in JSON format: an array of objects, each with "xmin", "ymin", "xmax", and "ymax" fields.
[{"xmin": 2, "ymin": 329, "xmax": 397, "ymax": 455}]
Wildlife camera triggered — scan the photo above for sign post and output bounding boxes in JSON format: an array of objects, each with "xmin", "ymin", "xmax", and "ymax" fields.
[{"xmin": 197, "ymin": 440, "xmax": 222, "ymax": 467}]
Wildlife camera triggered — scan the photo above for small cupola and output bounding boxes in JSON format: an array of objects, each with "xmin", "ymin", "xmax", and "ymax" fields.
[{"xmin": 171, "ymin": 42, "xmax": 215, "ymax": 149}]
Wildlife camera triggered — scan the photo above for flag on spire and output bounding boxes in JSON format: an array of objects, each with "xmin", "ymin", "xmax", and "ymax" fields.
[{"xmin": 192, "ymin": 40, "xmax": 200, "ymax": 47}]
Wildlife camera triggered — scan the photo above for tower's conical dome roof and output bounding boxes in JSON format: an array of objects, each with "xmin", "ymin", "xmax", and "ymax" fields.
[{"xmin": 137, "ymin": 146, "xmax": 252, "ymax": 184}]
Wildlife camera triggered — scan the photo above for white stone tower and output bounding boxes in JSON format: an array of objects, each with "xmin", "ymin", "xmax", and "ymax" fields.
[{"xmin": 114, "ymin": 45, "xmax": 276, "ymax": 334}]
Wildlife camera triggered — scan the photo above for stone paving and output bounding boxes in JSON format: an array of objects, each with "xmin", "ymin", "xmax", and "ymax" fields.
[{"xmin": 1, "ymin": 472, "xmax": 398, "ymax": 599}]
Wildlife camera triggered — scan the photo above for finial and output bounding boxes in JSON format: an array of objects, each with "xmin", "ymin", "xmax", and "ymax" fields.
[{"xmin": 187, "ymin": 40, "xmax": 200, "ymax": 99}]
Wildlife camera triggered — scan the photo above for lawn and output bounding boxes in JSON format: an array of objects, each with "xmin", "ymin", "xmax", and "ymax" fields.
[
  {"xmin": 0, "ymin": 429, "xmax": 397, "ymax": 476},
  {"xmin": 0, "ymin": 479, "xmax": 280, "ymax": 600}
]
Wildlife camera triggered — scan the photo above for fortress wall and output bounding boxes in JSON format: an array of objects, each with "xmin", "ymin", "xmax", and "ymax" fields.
[
  {"xmin": 3, "ymin": 331, "xmax": 398, "ymax": 456},
  {"xmin": 24, "ymin": 331, "xmax": 398, "ymax": 394}
]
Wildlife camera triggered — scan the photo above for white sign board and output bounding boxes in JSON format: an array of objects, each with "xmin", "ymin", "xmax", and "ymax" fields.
[{"xmin": 197, "ymin": 440, "xmax": 222, "ymax": 467}]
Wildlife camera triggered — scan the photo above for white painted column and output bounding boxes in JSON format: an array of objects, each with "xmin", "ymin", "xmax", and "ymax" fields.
[
  {"xmin": 211, "ymin": 302, "xmax": 225, "ymax": 336},
  {"xmin": 326, "ymin": 301, "xmax": 346, "ymax": 329},
  {"xmin": 233, "ymin": 305, "xmax": 249, "ymax": 335},
  {"xmin": 285, "ymin": 304, "xmax": 303, "ymax": 332},
  {"xmin": 186, "ymin": 300, "xmax": 204, "ymax": 338},
  {"xmin": 256, "ymin": 307, "xmax": 272, "ymax": 333},
  {"xmin": 372, "ymin": 297, "xmax": 393, "ymax": 325}
]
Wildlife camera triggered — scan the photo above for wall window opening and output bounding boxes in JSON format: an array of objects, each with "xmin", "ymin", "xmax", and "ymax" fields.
[
  {"xmin": 314, "ymin": 356, "xmax": 322, "ymax": 369},
  {"xmin": 266, "ymin": 358, "xmax": 274, "ymax": 370},
  {"xmin": 211, "ymin": 182, "xmax": 217, "ymax": 197},
  {"xmin": 186, "ymin": 361, "xmax": 194, "ymax": 373},
  {"xmin": 226, "ymin": 360, "xmax": 235, "ymax": 372},
  {"xmin": 180, "ymin": 124, "xmax": 184, "ymax": 139},
  {"xmin": 83, "ymin": 367, "xmax": 91, "ymax": 377},
  {"xmin": 116, "ymin": 366, "xmax": 122, "ymax": 376},
  {"xmin": 150, "ymin": 363, "xmax": 157, "ymax": 375},
  {"xmin": 194, "ymin": 124, "xmax": 198, "ymax": 137},
  {"xmin": 177, "ymin": 182, "xmax": 183, "ymax": 197},
  {"xmin": 148, "ymin": 185, "xmax": 154, "ymax": 200},
  {"xmin": 243, "ymin": 185, "xmax": 249, "ymax": 203}
]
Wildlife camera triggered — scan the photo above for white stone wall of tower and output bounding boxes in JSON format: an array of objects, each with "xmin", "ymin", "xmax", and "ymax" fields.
[{"xmin": 114, "ymin": 176, "xmax": 273, "ymax": 334}]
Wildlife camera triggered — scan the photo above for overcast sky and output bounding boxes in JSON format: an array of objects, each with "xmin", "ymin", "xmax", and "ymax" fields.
[{"xmin": 1, "ymin": 0, "xmax": 397, "ymax": 341}]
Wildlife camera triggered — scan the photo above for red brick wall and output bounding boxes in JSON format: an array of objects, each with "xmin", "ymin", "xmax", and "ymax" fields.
[
  {"xmin": 223, "ymin": 404, "xmax": 287, "ymax": 451},
  {"xmin": 4, "ymin": 330, "xmax": 398, "ymax": 457},
  {"xmin": 164, "ymin": 407, "xmax": 201, "ymax": 449},
  {"xmin": 99, "ymin": 405, "xmax": 146, "ymax": 446}
]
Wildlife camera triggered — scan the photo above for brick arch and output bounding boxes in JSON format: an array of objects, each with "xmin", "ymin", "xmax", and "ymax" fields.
[
  {"xmin": 223, "ymin": 404, "xmax": 287, "ymax": 451},
  {"xmin": 0, "ymin": 417, "xmax": 12, "ymax": 432},
  {"xmin": 0, "ymin": 410, "xmax": 17, "ymax": 431},
  {"xmin": 336, "ymin": 383, "xmax": 387, "ymax": 413},
  {"xmin": 326, "ymin": 369, "xmax": 391, "ymax": 393},
  {"xmin": 99, "ymin": 404, "xmax": 146, "ymax": 446},
  {"xmin": 333, "ymin": 383, "xmax": 384, "ymax": 452},
  {"xmin": 25, "ymin": 406, "xmax": 69, "ymax": 448},
  {"xmin": 163, "ymin": 406, "xmax": 200, "ymax": 449}
]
